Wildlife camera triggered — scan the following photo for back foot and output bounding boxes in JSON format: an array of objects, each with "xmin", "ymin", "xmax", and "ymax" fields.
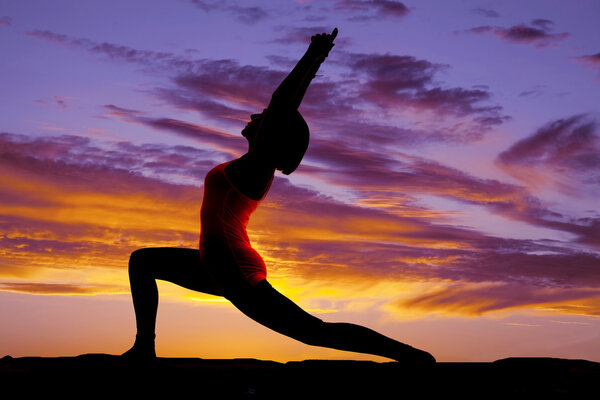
[{"xmin": 394, "ymin": 345, "xmax": 436, "ymax": 367}]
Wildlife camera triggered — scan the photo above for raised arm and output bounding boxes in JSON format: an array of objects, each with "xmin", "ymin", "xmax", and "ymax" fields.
[
  {"xmin": 268, "ymin": 28, "xmax": 338, "ymax": 112},
  {"xmin": 234, "ymin": 29, "xmax": 337, "ymax": 187}
]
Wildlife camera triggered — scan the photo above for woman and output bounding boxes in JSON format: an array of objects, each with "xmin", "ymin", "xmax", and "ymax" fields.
[{"xmin": 122, "ymin": 29, "xmax": 436, "ymax": 365}]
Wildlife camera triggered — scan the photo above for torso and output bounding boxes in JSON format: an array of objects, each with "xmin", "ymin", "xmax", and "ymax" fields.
[{"xmin": 199, "ymin": 158, "xmax": 274, "ymax": 286}]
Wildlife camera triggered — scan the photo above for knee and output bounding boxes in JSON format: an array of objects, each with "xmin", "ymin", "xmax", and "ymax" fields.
[{"xmin": 128, "ymin": 248, "xmax": 152, "ymax": 275}]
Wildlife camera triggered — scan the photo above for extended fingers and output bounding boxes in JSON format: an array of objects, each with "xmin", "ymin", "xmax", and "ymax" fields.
[{"xmin": 312, "ymin": 28, "xmax": 338, "ymax": 43}]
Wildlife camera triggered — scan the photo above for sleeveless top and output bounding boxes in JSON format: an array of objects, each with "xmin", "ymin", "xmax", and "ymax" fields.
[{"xmin": 199, "ymin": 161, "xmax": 273, "ymax": 285}]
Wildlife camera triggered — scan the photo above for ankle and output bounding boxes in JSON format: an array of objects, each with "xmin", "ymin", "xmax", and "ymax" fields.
[
  {"xmin": 135, "ymin": 332, "xmax": 155, "ymax": 340},
  {"xmin": 134, "ymin": 333, "xmax": 155, "ymax": 347}
]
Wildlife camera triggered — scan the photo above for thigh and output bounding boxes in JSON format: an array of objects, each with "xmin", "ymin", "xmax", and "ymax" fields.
[
  {"xmin": 134, "ymin": 247, "xmax": 222, "ymax": 296},
  {"xmin": 228, "ymin": 280, "xmax": 323, "ymax": 339}
]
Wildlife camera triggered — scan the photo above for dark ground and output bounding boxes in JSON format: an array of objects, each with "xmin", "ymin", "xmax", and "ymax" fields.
[{"xmin": 1, "ymin": 354, "xmax": 598, "ymax": 398}]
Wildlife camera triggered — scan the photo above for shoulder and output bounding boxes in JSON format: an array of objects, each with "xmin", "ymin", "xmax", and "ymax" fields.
[{"xmin": 225, "ymin": 156, "xmax": 275, "ymax": 200}]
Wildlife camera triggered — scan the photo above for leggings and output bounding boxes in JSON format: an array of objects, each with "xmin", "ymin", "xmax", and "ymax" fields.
[{"xmin": 127, "ymin": 247, "xmax": 433, "ymax": 362}]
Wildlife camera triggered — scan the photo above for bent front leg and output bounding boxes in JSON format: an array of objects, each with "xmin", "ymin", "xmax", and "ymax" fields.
[{"xmin": 124, "ymin": 247, "xmax": 221, "ymax": 357}]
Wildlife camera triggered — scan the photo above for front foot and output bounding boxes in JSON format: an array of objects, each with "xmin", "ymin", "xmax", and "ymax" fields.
[
  {"xmin": 121, "ymin": 334, "xmax": 156, "ymax": 361},
  {"xmin": 121, "ymin": 344, "xmax": 156, "ymax": 360}
]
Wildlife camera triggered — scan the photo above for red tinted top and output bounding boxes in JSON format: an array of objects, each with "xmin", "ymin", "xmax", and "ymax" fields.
[{"xmin": 199, "ymin": 161, "xmax": 273, "ymax": 285}]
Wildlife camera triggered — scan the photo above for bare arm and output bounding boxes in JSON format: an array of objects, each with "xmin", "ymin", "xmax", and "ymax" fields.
[
  {"xmin": 231, "ymin": 29, "xmax": 338, "ymax": 194},
  {"xmin": 269, "ymin": 28, "xmax": 338, "ymax": 112}
]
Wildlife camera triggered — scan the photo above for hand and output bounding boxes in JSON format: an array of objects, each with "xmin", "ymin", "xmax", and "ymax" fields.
[{"xmin": 308, "ymin": 27, "xmax": 338, "ymax": 58}]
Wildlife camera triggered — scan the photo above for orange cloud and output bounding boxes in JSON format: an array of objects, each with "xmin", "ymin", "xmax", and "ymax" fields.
[{"xmin": 2, "ymin": 132, "xmax": 599, "ymax": 320}]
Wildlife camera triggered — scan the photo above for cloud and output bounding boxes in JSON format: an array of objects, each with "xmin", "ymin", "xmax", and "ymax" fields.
[
  {"xmin": 28, "ymin": 29, "xmax": 507, "ymax": 144},
  {"xmin": 26, "ymin": 29, "xmax": 284, "ymax": 128},
  {"xmin": 0, "ymin": 132, "xmax": 216, "ymax": 281},
  {"xmin": 338, "ymin": 52, "xmax": 508, "ymax": 133},
  {"xmin": 0, "ymin": 282, "xmax": 125, "ymax": 295},
  {"xmin": 0, "ymin": 16, "xmax": 11, "ymax": 27},
  {"xmin": 27, "ymin": 30, "xmax": 188, "ymax": 71},
  {"xmin": 398, "ymin": 281, "xmax": 600, "ymax": 316},
  {"xmin": 573, "ymin": 53, "xmax": 600, "ymax": 78},
  {"xmin": 54, "ymin": 96, "xmax": 69, "ymax": 109},
  {"xmin": 575, "ymin": 53, "xmax": 600, "ymax": 65},
  {"xmin": 518, "ymin": 85, "xmax": 546, "ymax": 97},
  {"xmin": 172, "ymin": 61, "xmax": 283, "ymax": 109},
  {"xmin": 531, "ymin": 18, "xmax": 554, "ymax": 31},
  {"xmin": 472, "ymin": 8, "xmax": 500, "ymax": 18},
  {"xmin": 103, "ymin": 104, "xmax": 144, "ymax": 118},
  {"xmin": 189, "ymin": 0, "xmax": 270, "ymax": 25},
  {"xmin": 2, "ymin": 132, "xmax": 599, "ymax": 316},
  {"xmin": 299, "ymin": 134, "xmax": 600, "ymax": 249},
  {"xmin": 21, "ymin": 28, "xmax": 599, "ymax": 250},
  {"xmin": 101, "ymin": 105, "xmax": 247, "ymax": 156},
  {"xmin": 463, "ymin": 20, "xmax": 569, "ymax": 48},
  {"xmin": 73, "ymin": 113, "xmax": 498, "ymax": 222},
  {"xmin": 22, "ymin": 31, "xmax": 595, "ymax": 247},
  {"xmin": 497, "ymin": 114, "xmax": 600, "ymax": 193},
  {"xmin": 271, "ymin": 26, "xmax": 347, "ymax": 46},
  {"xmin": 334, "ymin": 0, "xmax": 410, "ymax": 21}
]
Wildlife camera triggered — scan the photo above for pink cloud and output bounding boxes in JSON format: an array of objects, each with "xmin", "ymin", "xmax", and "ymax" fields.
[
  {"xmin": 34, "ymin": 97, "xmax": 70, "ymax": 110},
  {"xmin": 497, "ymin": 114, "xmax": 600, "ymax": 192},
  {"xmin": 575, "ymin": 53, "xmax": 600, "ymax": 65},
  {"xmin": 574, "ymin": 53, "xmax": 600, "ymax": 78},
  {"xmin": 172, "ymin": 61, "xmax": 282, "ymax": 108}
]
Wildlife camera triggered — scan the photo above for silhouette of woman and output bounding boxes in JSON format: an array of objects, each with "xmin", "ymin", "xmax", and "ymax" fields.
[{"xmin": 122, "ymin": 28, "xmax": 435, "ymax": 365}]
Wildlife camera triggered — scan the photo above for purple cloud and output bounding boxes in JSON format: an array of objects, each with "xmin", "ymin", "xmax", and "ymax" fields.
[
  {"xmin": 463, "ymin": 20, "xmax": 569, "ymax": 48},
  {"xmin": 497, "ymin": 114, "xmax": 600, "ymax": 190},
  {"xmin": 0, "ymin": 131, "xmax": 221, "ymax": 189},
  {"xmin": 472, "ymin": 8, "xmax": 500, "ymax": 18},
  {"xmin": 189, "ymin": 0, "xmax": 270, "ymax": 25},
  {"xmin": 574, "ymin": 53, "xmax": 600, "ymax": 78},
  {"xmin": 531, "ymin": 18, "xmax": 554, "ymax": 31},
  {"xmin": 271, "ymin": 26, "xmax": 349, "ymax": 47},
  {"xmin": 33, "ymin": 96, "xmax": 71, "ymax": 110},
  {"xmin": 334, "ymin": 0, "xmax": 410, "ymax": 21},
  {"xmin": 28, "ymin": 29, "xmax": 508, "ymax": 144},
  {"xmin": 172, "ymin": 60, "xmax": 283, "ymax": 109},
  {"xmin": 338, "ymin": 52, "xmax": 508, "ymax": 131},
  {"xmin": 0, "ymin": 16, "xmax": 11, "ymax": 27},
  {"xmin": 27, "ymin": 30, "xmax": 190, "ymax": 71},
  {"xmin": 576, "ymin": 53, "xmax": 600, "ymax": 65},
  {"xmin": 101, "ymin": 105, "xmax": 247, "ymax": 156}
]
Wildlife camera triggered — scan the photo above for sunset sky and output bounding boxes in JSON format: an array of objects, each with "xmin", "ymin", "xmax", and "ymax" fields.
[{"xmin": 1, "ymin": 0, "xmax": 599, "ymax": 363}]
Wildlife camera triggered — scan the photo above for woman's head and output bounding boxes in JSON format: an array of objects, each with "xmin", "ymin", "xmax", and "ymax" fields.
[
  {"xmin": 242, "ymin": 110, "xmax": 309, "ymax": 175},
  {"xmin": 241, "ymin": 113, "xmax": 264, "ymax": 142}
]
